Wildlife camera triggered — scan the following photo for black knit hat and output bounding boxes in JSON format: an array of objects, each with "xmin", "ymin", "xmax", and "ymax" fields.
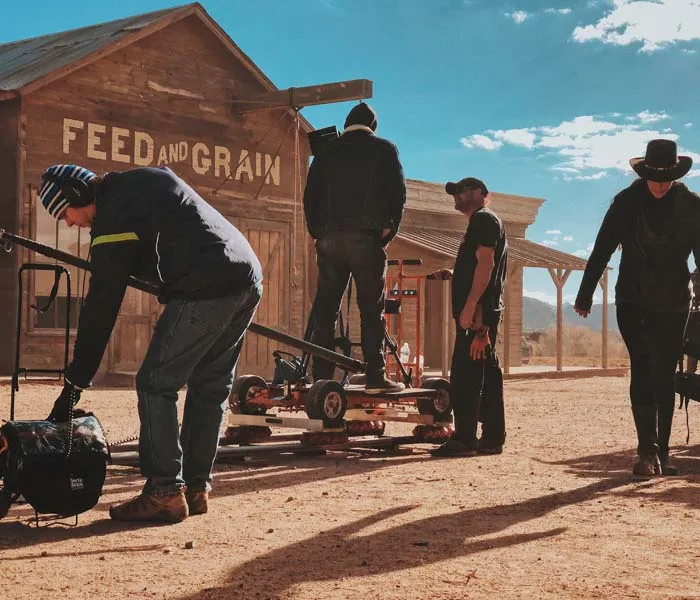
[{"xmin": 344, "ymin": 102, "xmax": 377, "ymax": 131}]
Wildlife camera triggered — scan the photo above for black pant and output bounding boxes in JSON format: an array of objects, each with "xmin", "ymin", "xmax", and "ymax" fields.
[
  {"xmin": 617, "ymin": 303, "xmax": 688, "ymax": 458},
  {"xmin": 310, "ymin": 231, "xmax": 387, "ymax": 381},
  {"xmin": 450, "ymin": 313, "xmax": 505, "ymax": 447}
]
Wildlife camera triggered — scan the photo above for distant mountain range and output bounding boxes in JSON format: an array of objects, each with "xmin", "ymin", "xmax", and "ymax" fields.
[{"xmin": 523, "ymin": 296, "xmax": 619, "ymax": 332}]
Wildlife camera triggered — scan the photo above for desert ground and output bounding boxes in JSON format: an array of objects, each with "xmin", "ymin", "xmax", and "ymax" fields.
[{"xmin": 1, "ymin": 374, "xmax": 699, "ymax": 600}]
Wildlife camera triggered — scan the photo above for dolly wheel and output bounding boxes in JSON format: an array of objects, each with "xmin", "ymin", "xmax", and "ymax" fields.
[
  {"xmin": 417, "ymin": 377, "xmax": 453, "ymax": 423},
  {"xmin": 305, "ymin": 380, "xmax": 347, "ymax": 427},
  {"xmin": 229, "ymin": 375, "xmax": 269, "ymax": 416}
]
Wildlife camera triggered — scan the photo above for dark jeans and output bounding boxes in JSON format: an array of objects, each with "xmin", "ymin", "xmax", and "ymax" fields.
[
  {"xmin": 450, "ymin": 312, "xmax": 505, "ymax": 448},
  {"xmin": 135, "ymin": 283, "xmax": 262, "ymax": 496},
  {"xmin": 617, "ymin": 303, "xmax": 688, "ymax": 458},
  {"xmin": 310, "ymin": 231, "xmax": 387, "ymax": 381}
]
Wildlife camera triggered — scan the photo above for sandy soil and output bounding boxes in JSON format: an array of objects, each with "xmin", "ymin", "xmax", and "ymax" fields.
[{"xmin": 1, "ymin": 375, "xmax": 699, "ymax": 600}]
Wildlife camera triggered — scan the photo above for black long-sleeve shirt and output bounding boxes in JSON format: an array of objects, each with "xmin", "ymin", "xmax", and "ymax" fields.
[
  {"xmin": 575, "ymin": 179, "xmax": 700, "ymax": 313},
  {"xmin": 65, "ymin": 167, "xmax": 262, "ymax": 388}
]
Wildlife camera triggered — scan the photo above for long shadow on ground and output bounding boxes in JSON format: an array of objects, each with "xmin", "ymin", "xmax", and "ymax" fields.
[{"xmin": 177, "ymin": 475, "xmax": 632, "ymax": 600}]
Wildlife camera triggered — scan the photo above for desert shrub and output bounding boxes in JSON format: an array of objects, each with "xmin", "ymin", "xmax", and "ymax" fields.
[{"xmin": 527, "ymin": 325, "xmax": 628, "ymax": 359}]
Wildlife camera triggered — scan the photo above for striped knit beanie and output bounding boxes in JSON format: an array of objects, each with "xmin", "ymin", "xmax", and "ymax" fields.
[{"xmin": 39, "ymin": 164, "xmax": 97, "ymax": 220}]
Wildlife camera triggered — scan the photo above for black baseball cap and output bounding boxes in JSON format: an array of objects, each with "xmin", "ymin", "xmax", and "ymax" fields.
[{"xmin": 445, "ymin": 177, "xmax": 488, "ymax": 196}]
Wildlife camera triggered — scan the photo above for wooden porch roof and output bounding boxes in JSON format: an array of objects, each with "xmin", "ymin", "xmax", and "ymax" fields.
[{"xmin": 397, "ymin": 225, "xmax": 596, "ymax": 271}]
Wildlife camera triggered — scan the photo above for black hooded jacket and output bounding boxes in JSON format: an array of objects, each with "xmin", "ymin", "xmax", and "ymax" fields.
[{"xmin": 303, "ymin": 128, "xmax": 406, "ymax": 243}]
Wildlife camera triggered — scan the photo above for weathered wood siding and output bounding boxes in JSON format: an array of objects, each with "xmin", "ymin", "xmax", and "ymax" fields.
[
  {"xmin": 16, "ymin": 15, "xmax": 311, "ymax": 381},
  {"xmin": 0, "ymin": 98, "xmax": 20, "ymax": 374}
]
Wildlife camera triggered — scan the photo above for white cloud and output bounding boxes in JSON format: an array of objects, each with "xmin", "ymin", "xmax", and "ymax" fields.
[
  {"xmin": 572, "ymin": 0, "xmax": 700, "ymax": 53},
  {"xmin": 686, "ymin": 169, "xmax": 700, "ymax": 178},
  {"xmin": 491, "ymin": 128, "xmax": 537, "ymax": 149},
  {"xmin": 506, "ymin": 10, "xmax": 529, "ymax": 23},
  {"xmin": 545, "ymin": 7, "xmax": 572, "ymax": 14},
  {"xmin": 685, "ymin": 122, "xmax": 694, "ymax": 128},
  {"xmin": 541, "ymin": 239, "xmax": 560, "ymax": 247},
  {"xmin": 458, "ymin": 111, "xmax": 700, "ymax": 180},
  {"xmin": 563, "ymin": 235, "xmax": 574, "ymax": 241},
  {"xmin": 574, "ymin": 242, "xmax": 595, "ymax": 257},
  {"xmin": 636, "ymin": 110, "xmax": 670, "ymax": 124},
  {"xmin": 460, "ymin": 134, "xmax": 503, "ymax": 150},
  {"xmin": 564, "ymin": 171, "xmax": 609, "ymax": 181},
  {"xmin": 546, "ymin": 229, "xmax": 562, "ymax": 235}
]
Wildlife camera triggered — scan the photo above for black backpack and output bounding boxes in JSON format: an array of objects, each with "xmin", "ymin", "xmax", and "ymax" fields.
[{"xmin": 0, "ymin": 414, "xmax": 110, "ymax": 522}]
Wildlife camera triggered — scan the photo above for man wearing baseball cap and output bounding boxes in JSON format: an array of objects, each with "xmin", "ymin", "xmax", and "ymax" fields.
[
  {"xmin": 431, "ymin": 177, "xmax": 508, "ymax": 457},
  {"xmin": 38, "ymin": 164, "xmax": 263, "ymax": 522}
]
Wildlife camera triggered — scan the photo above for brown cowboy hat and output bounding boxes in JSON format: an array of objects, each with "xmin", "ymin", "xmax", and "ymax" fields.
[{"xmin": 629, "ymin": 139, "xmax": 693, "ymax": 182}]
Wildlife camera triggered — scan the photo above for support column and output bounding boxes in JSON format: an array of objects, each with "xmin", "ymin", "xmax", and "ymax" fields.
[
  {"xmin": 442, "ymin": 279, "xmax": 450, "ymax": 377},
  {"xmin": 503, "ymin": 273, "xmax": 511, "ymax": 375},
  {"xmin": 599, "ymin": 270, "xmax": 609, "ymax": 369},
  {"xmin": 548, "ymin": 267, "xmax": 571, "ymax": 372}
]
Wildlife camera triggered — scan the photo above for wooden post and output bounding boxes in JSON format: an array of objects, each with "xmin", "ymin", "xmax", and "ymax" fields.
[
  {"xmin": 503, "ymin": 275, "xmax": 511, "ymax": 375},
  {"xmin": 600, "ymin": 270, "xmax": 609, "ymax": 369},
  {"xmin": 442, "ymin": 279, "xmax": 450, "ymax": 377},
  {"xmin": 548, "ymin": 268, "xmax": 572, "ymax": 372}
]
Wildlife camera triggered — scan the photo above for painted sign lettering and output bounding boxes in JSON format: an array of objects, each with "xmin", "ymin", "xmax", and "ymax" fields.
[{"xmin": 63, "ymin": 118, "xmax": 281, "ymax": 186}]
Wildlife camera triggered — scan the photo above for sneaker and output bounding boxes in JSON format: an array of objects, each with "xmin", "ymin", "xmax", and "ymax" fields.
[
  {"xmin": 429, "ymin": 439, "xmax": 477, "ymax": 458},
  {"xmin": 364, "ymin": 376, "xmax": 406, "ymax": 394},
  {"xmin": 109, "ymin": 491, "xmax": 189, "ymax": 523},
  {"xmin": 186, "ymin": 490, "xmax": 209, "ymax": 515}
]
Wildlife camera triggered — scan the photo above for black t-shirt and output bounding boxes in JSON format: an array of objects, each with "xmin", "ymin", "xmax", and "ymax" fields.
[{"xmin": 451, "ymin": 207, "xmax": 508, "ymax": 318}]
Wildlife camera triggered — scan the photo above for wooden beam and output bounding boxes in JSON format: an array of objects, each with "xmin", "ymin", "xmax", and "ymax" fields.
[
  {"xmin": 232, "ymin": 79, "xmax": 373, "ymax": 112},
  {"xmin": 442, "ymin": 279, "xmax": 450, "ymax": 377},
  {"xmin": 503, "ymin": 271, "xmax": 512, "ymax": 375},
  {"xmin": 600, "ymin": 271, "xmax": 609, "ymax": 369},
  {"xmin": 548, "ymin": 268, "xmax": 571, "ymax": 372}
]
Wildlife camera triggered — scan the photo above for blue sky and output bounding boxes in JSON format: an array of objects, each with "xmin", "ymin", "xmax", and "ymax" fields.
[{"xmin": 3, "ymin": 0, "xmax": 700, "ymax": 305}]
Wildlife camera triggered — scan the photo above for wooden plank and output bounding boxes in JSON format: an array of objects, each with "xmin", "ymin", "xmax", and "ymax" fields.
[
  {"xmin": 232, "ymin": 79, "xmax": 373, "ymax": 112},
  {"xmin": 19, "ymin": 6, "xmax": 197, "ymax": 96}
]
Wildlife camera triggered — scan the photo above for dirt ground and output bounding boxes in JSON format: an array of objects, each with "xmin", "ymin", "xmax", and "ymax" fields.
[{"xmin": 1, "ymin": 375, "xmax": 699, "ymax": 600}]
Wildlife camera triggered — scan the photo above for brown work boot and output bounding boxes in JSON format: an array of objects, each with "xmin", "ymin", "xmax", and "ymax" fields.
[
  {"xmin": 632, "ymin": 454, "xmax": 661, "ymax": 478},
  {"xmin": 185, "ymin": 490, "xmax": 209, "ymax": 515},
  {"xmin": 109, "ymin": 490, "xmax": 188, "ymax": 523}
]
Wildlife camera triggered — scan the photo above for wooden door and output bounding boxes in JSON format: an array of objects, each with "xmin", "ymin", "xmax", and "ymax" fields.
[
  {"xmin": 107, "ymin": 287, "xmax": 159, "ymax": 374},
  {"xmin": 228, "ymin": 217, "xmax": 290, "ymax": 379}
]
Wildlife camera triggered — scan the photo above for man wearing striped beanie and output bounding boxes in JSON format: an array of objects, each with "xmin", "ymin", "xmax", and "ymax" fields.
[{"xmin": 38, "ymin": 163, "xmax": 263, "ymax": 524}]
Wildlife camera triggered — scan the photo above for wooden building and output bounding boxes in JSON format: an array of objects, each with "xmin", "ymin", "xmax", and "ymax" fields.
[
  {"xmin": 0, "ymin": 3, "xmax": 315, "ymax": 381},
  {"xmin": 0, "ymin": 3, "xmax": 599, "ymax": 384}
]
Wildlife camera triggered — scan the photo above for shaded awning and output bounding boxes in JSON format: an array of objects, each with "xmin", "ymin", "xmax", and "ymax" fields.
[{"xmin": 397, "ymin": 225, "xmax": 593, "ymax": 270}]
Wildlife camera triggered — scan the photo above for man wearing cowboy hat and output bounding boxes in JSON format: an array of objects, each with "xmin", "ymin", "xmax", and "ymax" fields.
[{"xmin": 575, "ymin": 139, "xmax": 700, "ymax": 477}]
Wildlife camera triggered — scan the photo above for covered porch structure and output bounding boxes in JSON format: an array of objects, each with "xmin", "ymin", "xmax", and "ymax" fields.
[{"xmin": 396, "ymin": 225, "xmax": 614, "ymax": 376}]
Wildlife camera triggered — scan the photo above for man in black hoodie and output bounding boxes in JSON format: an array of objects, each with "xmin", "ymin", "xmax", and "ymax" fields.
[
  {"xmin": 303, "ymin": 102, "xmax": 407, "ymax": 392},
  {"xmin": 39, "ymin": 164, "xmax": 263, "ymax": 522}
]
